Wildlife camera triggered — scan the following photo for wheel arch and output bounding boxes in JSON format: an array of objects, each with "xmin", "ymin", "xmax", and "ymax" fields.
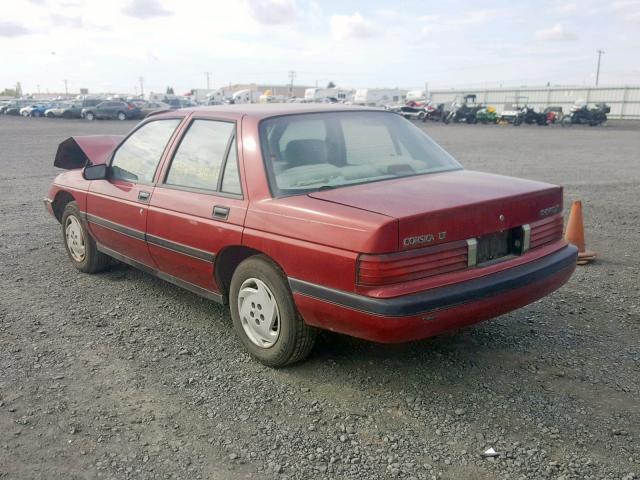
[
  {"xmin": 215, "ymin": 245, "xmax": 281, "ymax": 300},
  {"xmin": 52, "ymin": 190, "xmax": 77, "ymax": 222}
]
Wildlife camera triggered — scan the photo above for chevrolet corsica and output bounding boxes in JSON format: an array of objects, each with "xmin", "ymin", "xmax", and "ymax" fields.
[{"xmin": 45, "ymin": 105, "xmax": 577, "ymax": 366}]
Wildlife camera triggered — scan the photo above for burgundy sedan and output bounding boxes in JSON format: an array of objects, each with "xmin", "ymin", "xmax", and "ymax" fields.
[{"xmin": 45, "ymin": 105, "xmax": 577, "ymax": 366}]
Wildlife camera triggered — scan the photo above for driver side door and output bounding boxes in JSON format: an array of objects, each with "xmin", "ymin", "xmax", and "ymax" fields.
[{"xmin": 85, "ymin": 118, "xmax": 182, "ymax": 268}]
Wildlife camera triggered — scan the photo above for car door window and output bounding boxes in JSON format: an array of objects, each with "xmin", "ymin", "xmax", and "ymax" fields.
[
  {"xmin": 220, "ymin": 140, "xmax": 241, "ymax": 194},
  {"xmin": 110, "ymin": 119, "xmax": 181, "ymax": 183},
  {"xmin": 165, "ymin": 120, "xmax": 234, "ymax": 191}
]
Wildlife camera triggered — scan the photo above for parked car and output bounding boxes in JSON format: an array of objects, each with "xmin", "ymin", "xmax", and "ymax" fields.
[
  {"xmin": 138, "ymin": 100, "xmax": 171, "ymax": 118},
  {"xmin": 82, "ymin": 101, "xmax": 141, "ymax": 120},
  {"xmin": 45, "ymin": 105, "xmax": 577, "ymax": 366},
  {"xmin": 20, "ymin": 103, "xmax": 52, "ymax": 117},
  {"xmin": 3, "ymin": 99, "xmax": 34, "ymax": 115},
  {"xmin": 47, "ymin": 99, "xmax": 103, "ymax": 119}
]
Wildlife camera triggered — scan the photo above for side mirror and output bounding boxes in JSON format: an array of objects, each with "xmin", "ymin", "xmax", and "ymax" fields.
[{"xmin": 83, "ymin": 164, "xmax": 108, "ymax": 180}]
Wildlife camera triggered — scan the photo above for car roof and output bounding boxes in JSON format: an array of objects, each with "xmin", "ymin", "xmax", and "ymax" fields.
[{"xmin": 162, "ymin": 103, "xmax": 383, "ymax": 120}]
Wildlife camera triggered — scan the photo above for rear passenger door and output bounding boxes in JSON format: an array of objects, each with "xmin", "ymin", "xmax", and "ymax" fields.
[{"xmin": 146, "ymin": 116, "xmax": 247, "ymax": 294}]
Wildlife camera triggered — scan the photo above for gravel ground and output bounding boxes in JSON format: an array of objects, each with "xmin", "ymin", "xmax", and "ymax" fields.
[{"xmin": 0, "ymin": 116, "xmax": 638, "ymax": 480}]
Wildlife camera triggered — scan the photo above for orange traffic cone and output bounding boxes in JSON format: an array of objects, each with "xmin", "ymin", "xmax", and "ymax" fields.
[{"xmin": 564, "ymin": 200, "xmax": 596, "ymax": 265}]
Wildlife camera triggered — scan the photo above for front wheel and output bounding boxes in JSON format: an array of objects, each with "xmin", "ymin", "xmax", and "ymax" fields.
[
  {"xmin": 61, "ymin": 202, "xmax": 110, "ymax": 273},
  {"xmin": 229, "ymin": 256, "xmax": 317, "ymax": 367},
  {"xmin": 85, "ymin": 112, "xmax": 95, "ymax": 121},
  {"xmin": 513, "ymin": 116, "xmax": 523, "ymax": 126},
  {"xmin": 117, "ymin": 111, "xmax": 127, "ymax": 121},
  {"xmin": 561, "ymin": 116, "xmax": 572, "ymax": 127}
]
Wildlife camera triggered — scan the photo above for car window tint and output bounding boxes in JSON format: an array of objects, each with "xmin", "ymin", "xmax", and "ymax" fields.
[
  {"xmin": 111, "ymin": 119, "xmax": 181, "ymax": 183},
  {"xmin": 277, "ymin": 118, "xmax": 326, "ymax": 153},
  {"xmin": 341, "ymin": 115, "xmax": 405, "ymax": 165},
  {"xmin": 221, "ymin": 140, "xmax": 241, "ymax": 194},
  {"xmin": 165, "ymin": 120, "xmax": 234, "ymax": 191}
]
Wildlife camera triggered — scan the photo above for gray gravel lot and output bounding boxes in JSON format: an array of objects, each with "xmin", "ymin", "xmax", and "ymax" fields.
[{"xmin": 0, "ymin": 116, "xmax": 638, "ymax": 480}]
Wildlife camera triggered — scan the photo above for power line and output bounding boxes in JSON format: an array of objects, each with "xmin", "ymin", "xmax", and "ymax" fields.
[
  {"xmin": 595, "ymin": 50, "xmax": 605, "ymax": 86},
  {"xmin": 288, "ymin": 70, "xmax": 296, "ymax": 97}
]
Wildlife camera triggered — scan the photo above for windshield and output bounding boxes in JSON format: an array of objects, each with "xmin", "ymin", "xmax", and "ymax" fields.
[{"xmin": 259, "ymin": 111, "xmax": 462, "ymax": 196}]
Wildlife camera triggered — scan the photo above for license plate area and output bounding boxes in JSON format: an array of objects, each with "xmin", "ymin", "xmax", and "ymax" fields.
[{"xmin": 477, "ymin": 231, "xmax": 511, "ymax": 264}]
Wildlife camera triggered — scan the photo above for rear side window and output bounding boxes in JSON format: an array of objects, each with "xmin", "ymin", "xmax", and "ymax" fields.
[
  {"xmin": 110, "ymin": 119, "xmax": 181, "ymax": 183},
  {"xmin": 165, "ymin": 120, "xmax": 235, "ymax": 192}
]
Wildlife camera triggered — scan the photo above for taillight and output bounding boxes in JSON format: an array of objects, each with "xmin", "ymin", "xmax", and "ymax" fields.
[
  {"xmin": 530, "ymin": 215, "xmax": 563, "ymax": 249},
  {"xmin": 357, "ymin": 240, "xmax": 469, "ymax": 287}
]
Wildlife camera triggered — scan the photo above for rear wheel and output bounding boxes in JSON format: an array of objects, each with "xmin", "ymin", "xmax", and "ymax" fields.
[
  {"xmin": 117, "ymin": 111, "xmax": 127, "ymax": 121},
  {"xmin": 513, "ymin": 116, "xmax": 523, "ymax": 126},
  {"xmin": 560, "ymin": 115, "xmax": 572, "ymax": 127},
  {"xmin": 61, "ymin": 202, "xmax": 110, "ymax": 273},
  {"xmin": 229, "ymin": 255, "xmax": 317, "ymax": 367},
  {"xmin": 46, "ymin": 111, "xmax": 55, "ymax": 118}
]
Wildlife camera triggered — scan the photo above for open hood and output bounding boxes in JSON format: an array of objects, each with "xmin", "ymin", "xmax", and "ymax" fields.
[{"xmin": 54, "ymin": 135, "xmax": 124, "ymax": 170}]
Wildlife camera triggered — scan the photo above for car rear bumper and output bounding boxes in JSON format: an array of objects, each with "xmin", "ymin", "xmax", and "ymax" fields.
[{"xmin": 290, "ymin": 244, "xmax": 578, "ymax": 343}]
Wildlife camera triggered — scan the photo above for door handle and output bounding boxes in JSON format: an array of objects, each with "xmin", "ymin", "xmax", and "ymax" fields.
[
  {"xmin": 212, "ymin": 205, "xmax": 230, "ymax": 220},
  {"xmin": 138, "ymin": 191, "xmax": 151, "ymax": 202}
]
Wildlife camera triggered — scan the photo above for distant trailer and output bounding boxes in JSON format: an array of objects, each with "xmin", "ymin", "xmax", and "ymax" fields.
[
  {"xmin": 353, "ymin": 89, "xmax": 408, "ymax": 106},
  {"xmin": 304, "ymin": 87, "xmax": 354, "ymax": 103}
]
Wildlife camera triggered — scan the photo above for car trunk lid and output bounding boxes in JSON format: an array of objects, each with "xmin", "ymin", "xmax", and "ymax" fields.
[{"xmin": 308, "ymin": 170, "xmax": 563, "ymax": 251}]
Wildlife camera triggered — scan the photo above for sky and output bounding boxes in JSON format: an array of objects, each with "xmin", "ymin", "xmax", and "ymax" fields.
[{"xmin": 1, "ymin": 0, "xmax": 639, "ymax": 95}]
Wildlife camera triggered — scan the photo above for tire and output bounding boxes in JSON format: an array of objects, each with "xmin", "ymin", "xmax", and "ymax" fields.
[
  {"xmin": 229, "ymin": 255, "xmax": 317, "ymax": 367},
  {"xmin": 21, "ymin": 111, "xmax": 29, "ymax": 117},
  {"xmin": 513, "ymin": 116, "xmax": 523, "ymax": 126},
  {"xmin": 85, "ymin": 112, "xmax": 95, "ymax": 121},
  {"xmin": 46, "ymin": 112, "xmax": 55, "ymax": 118},
  {"xmin": 61, "ymin": 202, "xmax": 110, "ymax": 273},
  {"xmin": 560, "ymin": 116, "xmax": 572, "ymax": 127},
  {"xmin": 117, "ymin": 111, "xmax": 127, "ymax": 121}
]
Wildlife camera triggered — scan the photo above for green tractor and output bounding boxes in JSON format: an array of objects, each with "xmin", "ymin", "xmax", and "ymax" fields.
[{"xmin": 475, "ymin": 105, "xmax": 498, "ymax": 124}]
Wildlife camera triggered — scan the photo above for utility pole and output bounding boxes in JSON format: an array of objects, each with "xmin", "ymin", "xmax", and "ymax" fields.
[
  {"xmin": 288, "ymin": 70, "xmax": 296, "ymax": 98},
  {"xmin": 595, "ymin": 49, "xmax": 604, "ymax": 86},
  {"xmin": 63, "ymin": 79, "xmax": 68, "ymax": 96},
  {"xmin": 139, "ymin": 76, "xmax": 144, "ymax": 97},
  {"xmin": 205, "ymin": 71, "xmax": 211, "ymax": 90}
]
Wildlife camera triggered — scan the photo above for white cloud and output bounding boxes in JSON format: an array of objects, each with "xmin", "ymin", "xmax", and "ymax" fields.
[
  {"xmin": 612, "ymin": 0, "xmax": 640, "ymax": 22},
  {"xmin": 122, "ymin": 0, "xmax": 172, "ymax": 19},
  {"xmin": 535, "ymin": 23, "xmax": 577, "ymax": 41},
  {"xmin": 330, "ymin": 13, "xmax": 379, "ymax": 41},
  {"xmin": 553, "ymin": 2, "xmax": 578, "ymax": 13},
  {"xmin": 245, "ymin": 0, "xmax": 299, "ymax": 25}
]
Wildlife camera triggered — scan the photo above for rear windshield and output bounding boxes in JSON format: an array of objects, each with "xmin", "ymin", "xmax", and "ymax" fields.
[{"xmin": 259, "ymin": 111, "xmax": 462, "ymax": 197}]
